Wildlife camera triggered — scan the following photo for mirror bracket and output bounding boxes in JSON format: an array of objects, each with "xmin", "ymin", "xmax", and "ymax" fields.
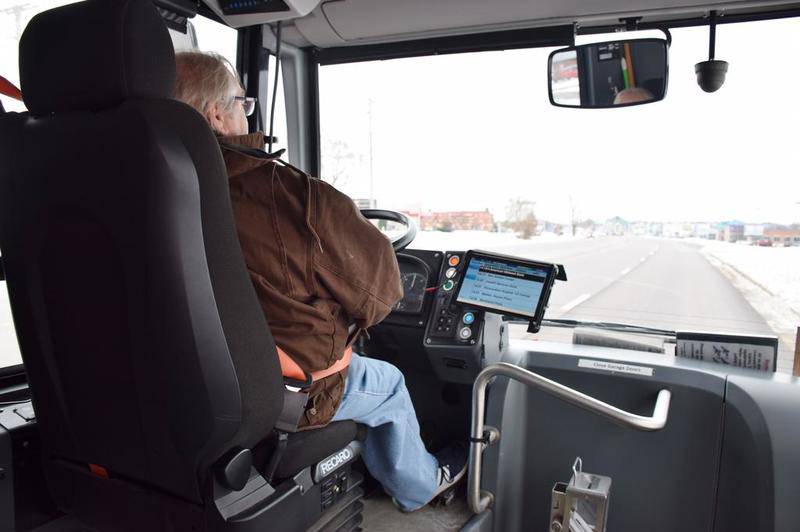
[
  {"xmin": 708, "ymin": 10, "xmax": 718, "ymax": 60},
  {"xmin": 657, "ymin": 26, "xmax": 673, "ymax": 47},
  {"xmin": 613, "ymin": 18, "xmax": 671, "ymax": 46},
  {"xmin": 619, "ymin": 17, "xmax": 642, "ymax": 32}
]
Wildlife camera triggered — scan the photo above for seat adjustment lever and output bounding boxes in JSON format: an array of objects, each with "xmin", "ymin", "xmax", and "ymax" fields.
[{"xmin": 216, "ymin": 448, "xmax": 253, "ymax": 491}]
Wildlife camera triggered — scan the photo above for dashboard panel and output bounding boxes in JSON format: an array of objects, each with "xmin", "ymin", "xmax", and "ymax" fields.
[
  {"xmin": 383, "ymin": 250, "xmax": 443, "ymax": 327},
  {"xmin": 377, "ymin": 249, "xmax": 505, "ymax": 385},
  {"xmin": 393, "ymin": 255, "xmax": 430, "ymax": 314}
]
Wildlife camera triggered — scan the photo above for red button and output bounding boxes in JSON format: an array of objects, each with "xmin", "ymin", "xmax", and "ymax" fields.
[{"xmin": 448, "ymin": 255, "xmax": 460, "ymax": 267}]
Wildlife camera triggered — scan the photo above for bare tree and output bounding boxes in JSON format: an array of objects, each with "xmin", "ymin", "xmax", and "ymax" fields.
[
  {"xmin": 506, "ymin": 198, "xmax": 537, "ymax": 239},
  {"xmin": 1, "ymin": 4, "xmax": 34, "ymax": 40},
  {"xmin": 321, "ymin": 139, "xmax": 355, "ymax": 188},
  {"xmin": 436, "ymin": 219, "xmax": 454, "ymax": 232},
  {"xmin": 569, "ymin": 195, "xmax": 578, "ymax": 236}
]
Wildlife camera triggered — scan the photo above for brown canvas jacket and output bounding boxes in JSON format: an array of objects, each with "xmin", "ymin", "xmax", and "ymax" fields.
[{"xmin": 219, "ymin": 132, "xmax": 402, "ymax": 428}]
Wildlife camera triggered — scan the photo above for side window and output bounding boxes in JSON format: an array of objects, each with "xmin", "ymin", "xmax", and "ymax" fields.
[
  {"xmin": 0, "ymin": 2, "xmax": 81, "ymax": 369},
  {"xmin": 176, "ymin": 16, "xmax": 238, "ymax": 66},
  {"xmin": 0, "ymin": 1, "xmax": 81, "ymax": 113},
  {"xmin": 265, "ymin": 54, "xmax": 289, "ymax": 159},
  {"xmin": 168, "ymin": 17, "xmax": 289, "ymax": 158},
  {"xmin": 0, "ymin": 271, "xmax": 21, "ymax": 370}
]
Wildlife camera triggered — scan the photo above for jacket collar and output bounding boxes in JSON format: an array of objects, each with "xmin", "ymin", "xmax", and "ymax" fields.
[
  {"xmin": 217, "ymin": 132, "xmax": 273, "ymax": 178},
  {"xmin": 219, "ymin": 131, "xmax": 266, "ymax": 150}
]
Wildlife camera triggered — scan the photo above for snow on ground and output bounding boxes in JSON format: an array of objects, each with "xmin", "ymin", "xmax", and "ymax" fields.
[
  {"xmin": 693, "ymin": 238, "xmax": 799, "ymax": 373},
  {"xmin": 698, "ymin": 240, "xmax": 800, "ymax": 316},
  {"xmin": 408, "ymin": 229, "xmax": 581, "ymax": 253}
]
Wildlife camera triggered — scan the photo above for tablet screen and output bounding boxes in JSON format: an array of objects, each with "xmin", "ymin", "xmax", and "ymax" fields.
[{"xmin": 456, "ymin": 253, "xmax": 552, "ymax": 318}]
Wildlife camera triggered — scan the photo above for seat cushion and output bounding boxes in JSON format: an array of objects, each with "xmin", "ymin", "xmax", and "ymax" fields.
[{"xmin": 254, "ymin": 421, "xmax": 365, "ymax": 480}]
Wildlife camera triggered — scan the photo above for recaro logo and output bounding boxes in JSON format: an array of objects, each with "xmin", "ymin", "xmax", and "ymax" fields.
[{"xmin": 320, "ymin": 448, "xmax": 353, "ymax": 476}]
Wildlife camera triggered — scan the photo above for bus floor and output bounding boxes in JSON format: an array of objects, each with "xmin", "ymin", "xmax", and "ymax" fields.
[{"xmin": 361, "ymin": 487, "xmax": 472, "ymax": 531}]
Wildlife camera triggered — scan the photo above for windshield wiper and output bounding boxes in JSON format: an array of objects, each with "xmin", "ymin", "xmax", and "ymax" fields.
[{"xmin": 503, "ymin": 317, "xmax": 676, "ymax": 337}]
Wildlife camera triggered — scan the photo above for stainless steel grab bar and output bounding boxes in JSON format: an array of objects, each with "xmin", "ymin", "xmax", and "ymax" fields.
[{"xmin": 468, "ymin": 362, "xmax": 672, "ymax": 514}]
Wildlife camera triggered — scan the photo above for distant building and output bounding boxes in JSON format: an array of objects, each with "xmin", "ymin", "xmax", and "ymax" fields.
[
  {"xmin": 631, "ymin": 221, "xmax": 649, "ymax": 236},
  {"xmin": 764, "ymin": 226, "xmax": 800, "ymax": 246},
  {"xmin": 605, "ymin": 217, "xmax": 629, "ymax": 236},
  {"xmin": 694, "ymin": 222, "xmax": 717, "ymax": 240},
  {"xmin": 416, "ymin": 210, "xmax": 495, "ymax": 232},
  {"xmin": 648, "ymin": 222, "xmax": 663, "ymax": 236},
  {"xmin": 353, "ymin": 198, "xmax": 377, "ymax": 209},
  {"xmin": 663, "ymin": 222, "xmax": 689, "ymax": 238},
  {"xmin": 744, "ymin": 224, "xmax": 766, "ymax": 240},
  {"xmin": 538, "ymin": 221, "xmax": 560, "ymax": 234},
  {"xmin": 721, "ymin": 221, "xmax": 745, "ymax": 242}
]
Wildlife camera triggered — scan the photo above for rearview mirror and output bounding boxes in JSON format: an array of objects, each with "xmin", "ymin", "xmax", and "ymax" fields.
[{"xmin": 548, "ymin": 38, "xmax": 669, "ymax": 108}]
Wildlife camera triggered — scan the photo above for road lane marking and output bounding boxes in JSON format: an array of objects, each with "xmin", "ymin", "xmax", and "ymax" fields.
[
  {"xmin": 560, "ymin": 293, "xmax": 591, "ymax": 312},
  {"xmin": 620, "ymin": 267, "xmax": 632, "ymax": 276}
]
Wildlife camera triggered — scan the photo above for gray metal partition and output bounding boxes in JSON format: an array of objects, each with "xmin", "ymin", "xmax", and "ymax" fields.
[{"xmin": 473, "ymin": 342, "xmax": 729, "ymax": 532}]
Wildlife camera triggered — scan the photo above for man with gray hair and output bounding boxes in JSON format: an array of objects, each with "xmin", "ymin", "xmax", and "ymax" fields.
[
  {"xmin": 613, "ymin": 86, "xmax": 654, "ymax": 105},
  {"xmin": 173, "ymin": 51, "xmax": 467, "ymax": 512}
]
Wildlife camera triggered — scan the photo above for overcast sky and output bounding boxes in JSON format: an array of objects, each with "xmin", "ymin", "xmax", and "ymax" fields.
[
  {"xmin": 318, "ymin": 21, "xmax": 800, "ymax": 225},
  {"xmin": 2, "ymin": 3, "xmax": 798, "ymax": 225}
]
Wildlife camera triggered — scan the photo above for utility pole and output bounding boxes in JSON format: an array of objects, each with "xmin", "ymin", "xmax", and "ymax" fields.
[
  {"xmin": 794, "ymin": 327, "xmax": 799, "ymax": 377},
  {"xmin": 367, "ymin": 98, "xmax": 374, "ymax": 208}
]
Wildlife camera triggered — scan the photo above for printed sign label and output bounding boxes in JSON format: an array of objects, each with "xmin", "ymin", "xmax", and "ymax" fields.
[{"xmin": 578, "ymin": 358, "xmax": 654, "ymax": 377}]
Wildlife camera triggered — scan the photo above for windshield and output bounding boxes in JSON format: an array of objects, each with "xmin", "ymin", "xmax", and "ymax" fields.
[{"xmin": 319, "ymin": 20, "xmax": 800, "ymax": 372}]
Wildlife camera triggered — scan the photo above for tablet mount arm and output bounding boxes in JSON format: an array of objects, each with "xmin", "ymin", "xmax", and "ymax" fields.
[{"xmin": 527, "ymin": 263, "xmax": 567, "ymax": 334}]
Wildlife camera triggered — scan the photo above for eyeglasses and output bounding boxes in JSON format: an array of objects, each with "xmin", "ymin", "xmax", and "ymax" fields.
[{"xmin": 233, "ymin": 96, "xmax": 257, "ymax": 117}]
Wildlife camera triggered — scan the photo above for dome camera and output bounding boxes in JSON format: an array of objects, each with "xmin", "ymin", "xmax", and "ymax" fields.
[{"xmin": 695, "ymin": 60, "xmax": 728, "ymax": 92}]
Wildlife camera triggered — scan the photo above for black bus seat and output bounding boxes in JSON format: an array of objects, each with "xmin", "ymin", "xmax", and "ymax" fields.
[{"xmin": 0, "ymin": 0, "xmax": 364, "ymax": 530}]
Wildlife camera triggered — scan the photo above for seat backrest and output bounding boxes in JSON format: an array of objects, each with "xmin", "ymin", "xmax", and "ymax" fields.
[{"xmin": 0, "ymin": 0, "xmax": 283, "ymax": 504}]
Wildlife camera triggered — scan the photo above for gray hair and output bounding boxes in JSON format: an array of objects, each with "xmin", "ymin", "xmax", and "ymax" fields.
[
  {"xmin": 613, "ymin": 87, "xmax": 654, "ymax": 105},
  {"xmin": 174, "ymin": 51, "xmax": 241, "ymax": 120}
]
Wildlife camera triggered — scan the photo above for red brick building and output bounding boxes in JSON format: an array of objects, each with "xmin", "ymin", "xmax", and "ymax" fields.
[
  {"xmin": 409, "ymin": 210, "xmax": 495, "ymax": 231},
  {"xmin": 764, "ymin": 226, "xmax": 800, "ymax": 246}
]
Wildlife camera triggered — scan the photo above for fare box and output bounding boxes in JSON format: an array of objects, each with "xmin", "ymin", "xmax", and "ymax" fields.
[{"xmin": 675, "ymin": 331, "xmax": 778, "ymax": 373}]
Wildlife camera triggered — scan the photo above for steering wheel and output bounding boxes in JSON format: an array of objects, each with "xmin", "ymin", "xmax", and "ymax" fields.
[{"xmin": 360, "ymin": 209, "xmax": 417, "ymax": 252}]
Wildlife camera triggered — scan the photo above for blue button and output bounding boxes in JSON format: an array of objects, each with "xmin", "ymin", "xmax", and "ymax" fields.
[{"xmin": 462, "ymin": 312, "xmax": 475, "ymax": 324}]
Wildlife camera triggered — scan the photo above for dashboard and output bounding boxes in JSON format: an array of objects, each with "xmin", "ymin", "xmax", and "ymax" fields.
[
  {"xmin": 386, "ymin": 250, "xmax": 486, "ymax": 345},
  {"xmin": 377, "ymin": 248, "xmax": 504, "ymax": 385},
  {"xmin": 392, "ymin": 254, "xmax": 432, "ymax": 314},
  {"xmin": 382, "ymin": 250, "xmax": 442, "ymax": 329}
]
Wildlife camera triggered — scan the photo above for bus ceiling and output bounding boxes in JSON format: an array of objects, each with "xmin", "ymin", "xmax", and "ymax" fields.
[{"xmin": 189, "ymin": 0, "xmax": 800, "ymax": 50}]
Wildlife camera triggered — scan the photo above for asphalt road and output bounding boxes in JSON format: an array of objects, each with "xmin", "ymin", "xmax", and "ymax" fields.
[{"xmin": 485, "ymin": 236, "xmax": 776, "ymax": 337}]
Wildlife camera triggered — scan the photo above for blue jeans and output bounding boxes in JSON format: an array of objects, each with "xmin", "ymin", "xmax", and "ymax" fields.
[{"xmin": 332, "ymin": 352, "xmax": 438, "ymax": 511}]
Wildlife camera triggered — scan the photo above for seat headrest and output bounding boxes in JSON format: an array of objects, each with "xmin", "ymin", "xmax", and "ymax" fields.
[{"xmin": 19, "ymin": 0, "xmax": 175, "ymax": 115}]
